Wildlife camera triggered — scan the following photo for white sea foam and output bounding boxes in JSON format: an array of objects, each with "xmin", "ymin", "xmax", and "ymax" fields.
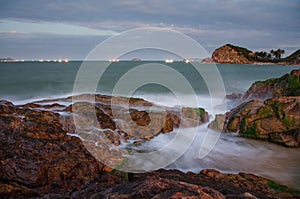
[{"xmin": 126, "ymin": 124, "xmax": 300, "ymax": 189}]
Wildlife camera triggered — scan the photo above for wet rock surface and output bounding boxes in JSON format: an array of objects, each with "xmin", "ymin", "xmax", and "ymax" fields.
[
  {"xmin": 32, "ymin": 169, "xmax": 300, "ymax": 198},
  {"xmin": 0, "ymin": 95, "xmax": 299, "ymax": 198},
  {"xmin": 0, "ymin": 94, "xmax": 208, "ymax": 197},
  {"xmin": 0, "ymin": 101, "xmax": 104, "ymax": 197}
]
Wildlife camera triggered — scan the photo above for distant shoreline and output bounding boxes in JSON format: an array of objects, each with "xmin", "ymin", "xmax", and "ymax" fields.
[{"xmin": 1, "ymin": 59, "xmax": 300, "ymax": 67}]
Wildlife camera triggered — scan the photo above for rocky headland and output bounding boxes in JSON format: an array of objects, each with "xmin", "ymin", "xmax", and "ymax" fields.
[
  {"xmin": 209, "ymin": 69, "xmax": 300, "ymax": 147},
  {"xmin": 210, "ymin": 44, "xmax": 300, "ymax": 65},
  {"xmin": 212, "ymin": 44, "xmax": 254, "ymax": 64},
  {"xmin": 1, "ymin": 93, "xmax": 299, "ymax": 198}
]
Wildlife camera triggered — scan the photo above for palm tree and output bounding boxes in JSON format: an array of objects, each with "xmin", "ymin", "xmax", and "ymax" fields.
[
  {"xmin": 278, "ymin": 49, "xmax": 285, "ymax": 59},
  {"xmin": 270, "ymin": 49, "xmax": 285, "ymax": 59}
]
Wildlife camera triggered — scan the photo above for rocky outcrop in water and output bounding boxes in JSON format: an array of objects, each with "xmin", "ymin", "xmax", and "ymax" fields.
[
  {"xmin": 209, "ymin": 69, "xmax": 300, "ymax": 147},
  {"xmin": 212, "ymin": 44, "xmax": 254, "ymax": 64},
  {"xmin": 211, "ymin": 44, "xmax": 300, "ymax": 65}
]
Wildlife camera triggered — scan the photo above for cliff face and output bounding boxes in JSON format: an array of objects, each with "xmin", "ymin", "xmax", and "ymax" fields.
[{"xmin": 212, "ymin": 44, "xmax": 254, "ymax": 64}]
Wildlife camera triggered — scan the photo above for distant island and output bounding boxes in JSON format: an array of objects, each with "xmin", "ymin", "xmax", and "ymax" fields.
[{"xmin": 207, "ymin": 44, "xmax": 300, "ymax": 65}]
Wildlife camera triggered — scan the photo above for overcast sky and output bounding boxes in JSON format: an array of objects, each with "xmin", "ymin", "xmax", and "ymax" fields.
[{"xmin": 0, "ymin": 0, "xmax": 299, "ymax": 60}]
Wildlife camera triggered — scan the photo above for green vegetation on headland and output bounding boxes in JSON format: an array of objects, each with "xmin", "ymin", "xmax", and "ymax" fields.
[{"xmin": 211, "ymin": 44, "xmax": 300, "ymax": 65}]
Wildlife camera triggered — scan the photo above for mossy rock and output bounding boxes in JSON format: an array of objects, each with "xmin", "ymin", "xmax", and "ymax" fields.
[
  {"xmin": 258, "ymin": 106, "xmax": 274, "ymax": 118},
  {"xmin": 268, "ymin": 180, "xmax": 300, "ymax": 195},
  {"xmin": 240, "ymin": 121, "xmax": 260, "ymax": 139}
]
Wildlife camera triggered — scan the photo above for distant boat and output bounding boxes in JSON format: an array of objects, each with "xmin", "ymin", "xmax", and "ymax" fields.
[
  {"xmin": 109, "ymin": 59, "xmax": 120, "ymax": 62},
  {"xmin": 165, "ymin": 59, "xmax": 173, "ymax": 63},
  {"xmin": 184, "ymin": 59, "xmax": 190, "ymax": 63}
]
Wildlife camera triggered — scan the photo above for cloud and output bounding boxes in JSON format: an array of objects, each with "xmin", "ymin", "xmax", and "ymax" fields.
[
  {"xmin": 1, "ymin": 0, "xmax": 299, "ymax": 31},
  {"xmin": 0, "ymin": 0, "xmax": 299, "ymax": 59},
  {"xmin": 0, "ymin": 20, "xmax": 117, "ymax": 36}
]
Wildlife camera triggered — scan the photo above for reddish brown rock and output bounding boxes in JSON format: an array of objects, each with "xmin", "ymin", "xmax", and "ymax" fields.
[
  {"xmin": 0, "ymin": 105, "xmax": 105, "ymax": 197},
  {"xmin": 3, "ymin": 96, "xmax": 297, "ymax": 198},
  {"xmin": 212, "ymin": 44, "xmax": 254, "ymax": 64},
  {"xmin": 209, "ymin": 70, "xmax": 300, "ymax": 147},
  {"xmin": 209, "ymin": 97, "xmax": 300, "ymax": 147}
]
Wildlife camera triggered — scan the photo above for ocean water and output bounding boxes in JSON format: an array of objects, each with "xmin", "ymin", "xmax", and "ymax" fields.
[
  {"xmin": 0, "ymin": 61, "xmax": 299, "ymax": 188},
  {"xmin": 1, "ymin": 61, "xmax": 299, "ymax": 105}
]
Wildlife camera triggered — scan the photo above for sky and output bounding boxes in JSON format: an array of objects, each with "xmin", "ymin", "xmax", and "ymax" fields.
[{"xmin": 0, "ymin": 0, "xmax": 299, "ymax": 60}]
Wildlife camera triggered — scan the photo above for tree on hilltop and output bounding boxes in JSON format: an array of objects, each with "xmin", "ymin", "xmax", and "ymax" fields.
[{"xmin": 270, "ymin": 49, "xmax": 285, "ymax": 59}]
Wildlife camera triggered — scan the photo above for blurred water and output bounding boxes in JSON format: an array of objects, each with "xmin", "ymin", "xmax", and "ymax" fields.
[{"xmin": 1, "ymin": 61, "xmax": 299, "ymax": 189}]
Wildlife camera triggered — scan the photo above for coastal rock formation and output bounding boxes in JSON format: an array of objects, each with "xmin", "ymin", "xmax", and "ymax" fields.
[
  {"xmin": 212, "ymin": 44, "xmax": 254, "ymax": 64},
  {"xmin": 209, "ymin": 69, "xmax": 300, "ymax": 147},
  {"xmin": 0, "ymin": 98, "xmax": 299, "ymax": 198},
  {"xmin": 0, "ymin": 101, "xmax": 104, "ymax": 197},
  {"xmin": 215, "ymin": 97, "xmax": 300, "ymax": 147},
  {"xmin": 242, "ymin": 69, "xmax": 300, "ymax": 101},
  {"xmin": 51, "ymin": 169, "xmax": 298, "ymax": 198},
  {"xmin": 211, "ymin": 44, "xmax": 300, "ymax": 65}
]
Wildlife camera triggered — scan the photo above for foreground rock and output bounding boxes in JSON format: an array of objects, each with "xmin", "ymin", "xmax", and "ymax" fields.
[
  {"xmin": 0, "ymin": 98, "xmax": 299, "ymax": 198},
  {"xmin": 242, "ymin": 69, "xmax": 300, "ymax": 102},
  {"xmin": 209, "ymin": 97, "xmax": 300, "ymax": 147},
  {"xmin": 209, "ymin": 70, "xmax": 300, "ymax": 147},
  {"xmin": 0, "ymin": 101, "xmax": 104, "ymax": 197},
  {"xmin": 41, "ymin": 169, "xmax": 300, "ymax": 198}
]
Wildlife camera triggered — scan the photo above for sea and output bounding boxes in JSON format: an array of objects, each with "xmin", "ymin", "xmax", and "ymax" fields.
[{"xmin": 0, "ymin": 61, "xmax": 299, "ymax": 188}]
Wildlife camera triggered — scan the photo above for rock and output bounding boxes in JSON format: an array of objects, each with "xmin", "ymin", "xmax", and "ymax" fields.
[
  {"xmin": 103, "ymin": 169, "xmax": 295, "ymax": 199},
  {"xmin": 212, "ymin": 44, "xmax": 254, "ymax": 64},
  {"xmin": 101, "ymin": 169, "xmax": 272, "ymax": 199},
  {"xmin": 209, "ymin": 97, "xmax": 300, "ymax": 147},
  {"xmin": 211, "ymin": 45, "xmax": 300, "ymax": 65},
  {"xmin": 62, "ymin": 95, "xmax": 208, "ymax": 142},
  {"xmin": 209, "ymin": 70, "xmax": 300, "ymax": 147},
  {"xmin": 208, "ymin": 114, "xmax": 226, "ymax": 131},
  {"xmin": 0, "ymin": 99, "xmax": 299, "ymax": 198},
  {"xmin": 0, "ymin": 104, "xmax": 105, "ymax": 197},
  {"xmin": 242, "ymin": 69, "xmax": 300, "ymax": 102},
  {"xmin": 65, "ymin": 101, "xmax": 116, "ymax": 131},
  {"xmin": 0, "ymin": 100, "xmax": 17, "ymax": 115}
]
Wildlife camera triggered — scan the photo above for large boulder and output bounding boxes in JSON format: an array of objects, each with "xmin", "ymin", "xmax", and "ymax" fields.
[
  {"xmin": 0, "ymin": 101, "xmax": 104, "ymax": 197},
  {"xmin": 209, "ymin": 69, "xmax": 300, "ymax": 147},
  {"xmin": 209, "ymin": 97, "xmax": 300, "ymax": 147}
]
